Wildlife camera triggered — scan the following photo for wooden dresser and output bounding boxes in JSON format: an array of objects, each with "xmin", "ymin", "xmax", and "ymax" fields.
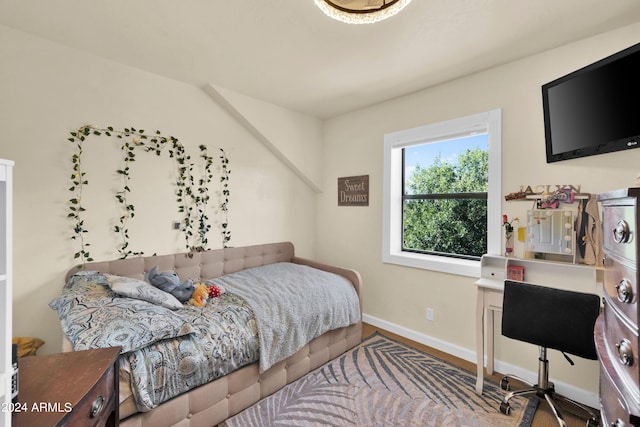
[
  {"xmin": 597, "ymin": 188, "xmax": 640, "ymax": 426},
  {"xmin": 12, "ymin": 346, "xmax": 120, "ymax": 427}
]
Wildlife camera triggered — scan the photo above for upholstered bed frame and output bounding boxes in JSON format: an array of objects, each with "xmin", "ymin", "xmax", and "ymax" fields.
[{"xmin": 63, "ymin": 242, "xmax": 362, "ymax": 427}]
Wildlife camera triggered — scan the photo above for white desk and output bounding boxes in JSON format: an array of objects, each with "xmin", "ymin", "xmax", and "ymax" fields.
[
  {"xmin": 474, "ymin": 255, "xmax": 599, "ymax": 395},
  {"xmin": 474, "ymin": 277, "xmax": 504, "ymax": 394}
]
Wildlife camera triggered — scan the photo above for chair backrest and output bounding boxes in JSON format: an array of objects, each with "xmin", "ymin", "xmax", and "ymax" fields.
[{"xmin": 501, "ymin": 280, "xmax": 601, "ymax": 360}]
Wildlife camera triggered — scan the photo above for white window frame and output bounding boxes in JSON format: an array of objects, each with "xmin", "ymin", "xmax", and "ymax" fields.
[{"xmin": 382, "ymin": 109, "xmax": 502, "ymax": 277}]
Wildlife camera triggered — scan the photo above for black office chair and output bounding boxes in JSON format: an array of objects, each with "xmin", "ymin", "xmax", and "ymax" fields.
[{"xmin": 498, "ymin": 280, "xmax": 601, "ymax": 427}]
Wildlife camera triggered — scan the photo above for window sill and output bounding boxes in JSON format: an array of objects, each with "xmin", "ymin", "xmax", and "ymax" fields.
[{"xmin": 383, "ymin": 250, "xmax": 481, "ymax": 278}]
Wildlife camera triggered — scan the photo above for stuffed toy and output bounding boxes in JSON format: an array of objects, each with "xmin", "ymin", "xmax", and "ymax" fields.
[
  {"xmin": 145, "ymin": 267, "xmax": 195, "ymax": 302},
  {"xmin": 189, "ymin": 283, "xmax": 209, "ymax": 307},
  {"xmin": 207, "ymin": 284, "xmax": 226, "ymax": 299}
]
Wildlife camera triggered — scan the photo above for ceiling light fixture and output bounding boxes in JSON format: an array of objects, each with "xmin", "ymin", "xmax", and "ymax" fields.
[{"xmin": 314, "ymin": 0, "xmax": 412, "ymax": 24}]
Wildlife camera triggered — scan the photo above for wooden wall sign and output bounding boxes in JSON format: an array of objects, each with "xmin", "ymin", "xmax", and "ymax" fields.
[{"xmin": 338, "ymin": 175, "xmax": 369, "ymax": 206}]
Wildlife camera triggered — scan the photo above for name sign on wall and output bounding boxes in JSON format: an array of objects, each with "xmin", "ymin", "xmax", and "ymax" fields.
[{"xmin": 338, "ymin": 175, "xmax": 369, "ymax": 206}]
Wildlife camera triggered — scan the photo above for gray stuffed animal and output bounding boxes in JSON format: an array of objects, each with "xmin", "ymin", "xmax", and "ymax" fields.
[{"xmin": 144, "ymin": 267, "xmax": 195, "ymax": 302}]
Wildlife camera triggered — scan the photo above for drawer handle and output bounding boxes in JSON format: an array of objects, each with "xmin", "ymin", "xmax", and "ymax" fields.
[
  {"xmin": 616, "ymin": 279, "xmax": 634, "ymax": 303},
  {"xmin": 90, "ymin": 395, "xmax": 105, "ymax": 418},
  {"xmin": 615, "ymin": 339, "xmax": 634, "ymax": 366},
  {"xmin": 613, "ymin": 219, "xmax": 632, "ymax": 244}
]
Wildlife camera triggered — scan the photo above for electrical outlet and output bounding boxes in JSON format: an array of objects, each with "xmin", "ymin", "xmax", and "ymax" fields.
[
  {"xmin": 172, "ymin": 220, "xmax": 181, "ymax": 230},
  {"xmin": 426, "ymin": 307, "xmax": 435, "ymax": 321}
]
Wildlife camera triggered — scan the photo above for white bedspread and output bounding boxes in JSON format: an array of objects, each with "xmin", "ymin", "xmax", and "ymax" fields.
[{"xmin": 207, "ymin": 262, "xmax": 360, "ymax": 372}]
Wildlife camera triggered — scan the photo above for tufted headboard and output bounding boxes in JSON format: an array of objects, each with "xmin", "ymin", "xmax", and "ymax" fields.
[
  {"xmin": 65, "ymin": 241, "xmax": 362, "ymax": 306},
  {"xmin": 66, "ymin": 242, "xmax": 296, "ymax": 283}
]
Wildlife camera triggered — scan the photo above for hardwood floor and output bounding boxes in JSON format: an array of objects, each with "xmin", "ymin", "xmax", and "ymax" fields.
[{"xmin": 362, "ymin": 323, "xmax": 599, "ymax": 427}]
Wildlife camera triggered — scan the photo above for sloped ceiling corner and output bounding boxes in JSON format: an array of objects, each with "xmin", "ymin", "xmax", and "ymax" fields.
[{"xmin": 205, "ymin": 83, "xmax": 324, "ymax": 193}]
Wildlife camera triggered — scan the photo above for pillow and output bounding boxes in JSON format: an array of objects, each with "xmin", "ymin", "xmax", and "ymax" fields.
[
  {"xmin": 105, "ymin": 274, "xmax": 184, "ymax": 310},
  {"xmin": 49, "ymin": 272, "xmax": 195, "ymax": 353},
  {"xmin": 52, "ymin": 297, "xmax": 195, "ymax": 354}
]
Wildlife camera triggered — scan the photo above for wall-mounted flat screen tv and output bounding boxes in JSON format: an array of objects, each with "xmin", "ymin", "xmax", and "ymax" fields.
[{"xmin": 542, "ymin": 42, "xmax": 640, "ymax": 163}]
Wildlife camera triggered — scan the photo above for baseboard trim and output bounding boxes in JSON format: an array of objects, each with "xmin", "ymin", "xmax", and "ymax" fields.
[{"xmin": 362, "ymin": 313, "xmax": 599, "ymax": 409}]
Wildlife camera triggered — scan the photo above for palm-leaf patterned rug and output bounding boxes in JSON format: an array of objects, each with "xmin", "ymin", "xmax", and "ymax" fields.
[{"xmin": 221, "ymin": 332, "xmax": 537, "ymax": 426}]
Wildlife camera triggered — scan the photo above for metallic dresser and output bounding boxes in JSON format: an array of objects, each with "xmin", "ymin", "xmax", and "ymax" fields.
[{"xmin": 597, "ymin": 188, "xmax": 640, "ymax": 426}]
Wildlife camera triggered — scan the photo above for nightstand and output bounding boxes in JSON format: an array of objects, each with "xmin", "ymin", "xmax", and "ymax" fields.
[{"xmin": 12, "ymin": 346, "xmax": 120, "ymax": 427}]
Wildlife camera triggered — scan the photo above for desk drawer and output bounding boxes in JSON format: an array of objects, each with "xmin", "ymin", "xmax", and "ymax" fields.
[{"xmin": 483, "ymin": 288, "xmax": 503, "ymax": 311}]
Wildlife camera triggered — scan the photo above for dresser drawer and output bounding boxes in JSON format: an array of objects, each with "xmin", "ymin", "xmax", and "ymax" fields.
[
  {"xmin": 604, "ymin": 256, "xmax": 639, "ymax": 329},
  {"xmin": 601, "ymin": 361, "xmax": 633, "ymax": 427},
  {"xmin": 604, "ymin": 301, "xmax": 640, "ymax": 402},
  {"xmin": 603, "ymin": 203, "xmax": 637, "ymax": 263},
  {"xmin": 59, "ymin": 363, "xmax": 116, "ymax": 427},
  {"xmin": 13, "ymin": 347, "xmax": 120, "ymax": 427},
  {"xmin": 597, "ymin": 313, "xmax": 640, "ymax": 426}
]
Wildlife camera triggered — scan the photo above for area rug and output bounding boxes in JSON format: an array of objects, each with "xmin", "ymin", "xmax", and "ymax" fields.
[{"xmin": 221, "ymin": 332, "xmax": 537, "ymax": 427}]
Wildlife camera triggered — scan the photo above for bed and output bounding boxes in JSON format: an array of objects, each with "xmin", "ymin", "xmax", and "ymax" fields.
[{"xmin": 50, "ymin": 242, "xmax": 362, "ymax": 427}]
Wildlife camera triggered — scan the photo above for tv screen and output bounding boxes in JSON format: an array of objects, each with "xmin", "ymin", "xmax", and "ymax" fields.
[{"xmin": 542, "ymin": 42, "xmax": 640, "ymax": 163}]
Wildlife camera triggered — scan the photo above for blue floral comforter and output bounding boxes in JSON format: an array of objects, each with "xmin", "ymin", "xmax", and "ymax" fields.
[{"xmin": 49, "ymin": 272, "xmax": 259, "ymax": 412}]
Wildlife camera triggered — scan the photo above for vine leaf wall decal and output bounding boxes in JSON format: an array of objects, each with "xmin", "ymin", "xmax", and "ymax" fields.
[{"xmin": 68, "ymin": 125, "xmax": 230, "ymax": 264}]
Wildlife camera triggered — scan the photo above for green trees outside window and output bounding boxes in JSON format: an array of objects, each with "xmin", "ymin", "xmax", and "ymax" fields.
[{"xmin": 402, "ymin": 145, "xmax": 488, "ymax": 259}]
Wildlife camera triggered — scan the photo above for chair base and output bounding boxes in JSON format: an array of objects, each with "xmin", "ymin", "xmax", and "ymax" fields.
[{"xmin": 499, "ymin": 374, "xmax": 600, "ymax": 427}]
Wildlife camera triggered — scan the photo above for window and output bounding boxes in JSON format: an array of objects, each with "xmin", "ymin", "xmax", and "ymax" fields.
[
  {"xmin": 403, "ymin": 134, "xmax": 488, "ymax": 258},
  {"xmin": 383, "ymin": 110, "xmax": 502, "ymax": 277}
]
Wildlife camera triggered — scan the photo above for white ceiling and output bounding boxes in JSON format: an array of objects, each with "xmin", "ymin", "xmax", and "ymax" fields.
[{"xmin": 1, "ymin": 0, "xmax": 640, "ymax": 119}]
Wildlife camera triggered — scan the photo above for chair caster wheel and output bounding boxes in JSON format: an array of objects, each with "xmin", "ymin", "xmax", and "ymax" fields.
[
  {"xmin": 586, "ymin": 417, "xmax": 599, "ymax": 427},
  {"xmin": 499, "ymin": 401, "xmax": 511, "ymax": 415},
  {"xmin": 500, "ymin": 377, "xmax": 511, "ymax": 391}
]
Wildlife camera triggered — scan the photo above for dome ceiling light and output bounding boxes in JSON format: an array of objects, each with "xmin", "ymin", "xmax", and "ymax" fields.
[{"xmin": 314, "ymin": 0, "xmax": 412, "ymax": 24}]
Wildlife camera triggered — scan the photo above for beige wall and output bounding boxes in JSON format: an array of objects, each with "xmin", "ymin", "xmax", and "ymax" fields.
[
  {"xmin": 3, "ymin": 18, "xmax": 640, "ymax": 406},
  {"xmin": 317, "ymin": 23, "xmax": 640, "ymax": 403},
  {"xmin": 0, "ymin": 25, "xmax": 320, "ymax": 355}
]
